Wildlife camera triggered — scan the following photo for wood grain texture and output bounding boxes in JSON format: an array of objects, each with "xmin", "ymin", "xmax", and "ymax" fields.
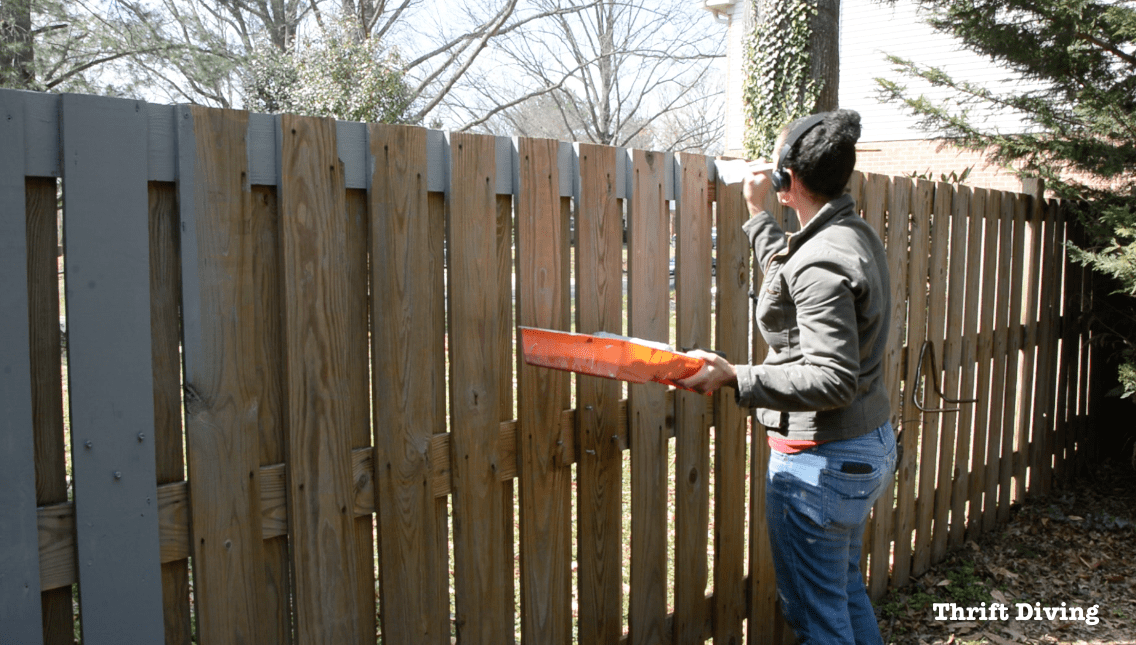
[
  {"xmin": 278, "ymin": 113, "xmax": 364, "ymax": 645},
  {"xmin": 931, "ymin": 186, "xmax": 970, "ymax": 562},
  {"xmin": 368, "ymin": 124, "xmax": 448, "ymax": 645},
  {"xmin": 1013, "ymin": 197, "xmax": 1045, "ymax": 502},
  {"xmin": 25, "ymin": 176, "xmax": 73, "ymax": 645},
  {"xmin": 870, "ymin": 175, "xmax": 912, "ymax": 598},
  {"xmin": 982, "ymin": 191, "xmax": 1017, "ymax": 533},
  {"xmin": 446, "ymin": 132, "xmax": 512, "ymax": 645},
  {"xmin": 966, "ymin": 190, "xmax": 1000, "ymax": 542},
  {"xmin": 249, "ymin": 184, "xmax": 294, "ymax": 645},
  {"xmin": 516, "ymin": 136, "xmax": 572, "ymax": 644},
  {"xmin": 999, "ymin": 194, "xmax": 1027, "ymax": 521},
  {"xmin": 627, "ymin": 149, "xmax": 669, "ymax": 645},
  {"xmin": 345, "ymin": 187, "xmax": 377, "ymax": 645},
  {"xmin": 911, "ymin": 182, "xmax": 952, "ymax": 577},
  {"xmin": 892, "ymin": 178, "xmax": 933, "ymax": 589},
  {"xmin": 181, "ymin": 105, "xmax": 271, "ymax": 645},
  {"xmin": 148, "ymin": 181, "xmax": 192, "ymax": 645},
  {"xmin": 949, "ymin": 188, "xmax": 986, "ymax": 548},
  {"xmin": 574, "ymin": 142, "xmax": 625, "ymax": 645},
  {"xmin": 673, "ymin": 152, "xmax": 711, "ymax": 645},
  {"xmin": 713, "ymin": 169, "xmax": 750, "ymax": 645}
]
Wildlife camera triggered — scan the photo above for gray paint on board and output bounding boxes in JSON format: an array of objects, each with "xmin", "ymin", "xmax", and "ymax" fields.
[
  {"xmin": 0, "ymin": 87, "xmax": 47, "ymax": 645},
  {"xmin": 60, "ymin": 92, "xmax": 165, "ymax": 645}
]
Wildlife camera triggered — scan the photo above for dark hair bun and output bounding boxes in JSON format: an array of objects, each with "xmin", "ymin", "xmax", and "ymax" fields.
[{"xmin": 788, "ymin": 109, "xmax": 861, "ymax": 199}]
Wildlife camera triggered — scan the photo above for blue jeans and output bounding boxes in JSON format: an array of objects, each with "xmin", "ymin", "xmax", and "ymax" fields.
[{"xmin": 765, "ymin": 422, "xmax": 897, "ymax": 645}]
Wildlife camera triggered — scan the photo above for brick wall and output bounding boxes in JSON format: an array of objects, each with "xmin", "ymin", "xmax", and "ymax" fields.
[{"xmin": 854, "ymin": 139, "xmax": 1029, "ymax": 193}]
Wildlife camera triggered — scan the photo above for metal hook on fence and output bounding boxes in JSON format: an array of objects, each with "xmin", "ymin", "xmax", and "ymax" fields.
[{"xmin": 912, "ymin": 340, "xmax": 977, "ymax": 413}]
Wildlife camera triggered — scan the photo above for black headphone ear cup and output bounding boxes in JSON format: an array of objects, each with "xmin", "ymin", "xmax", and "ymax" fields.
[{"xmin": 771, "ymin": 169, "xmax": 789, "ymax": 192}]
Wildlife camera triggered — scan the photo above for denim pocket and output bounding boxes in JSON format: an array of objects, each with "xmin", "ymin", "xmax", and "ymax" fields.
[{"xmin": 820, "ymin": 466, "xmax": 885, "ymax": 530}]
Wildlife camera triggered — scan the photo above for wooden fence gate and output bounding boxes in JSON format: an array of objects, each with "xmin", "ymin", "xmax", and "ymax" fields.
[{"xmin": 0, "ymin": 89, "xmax": 1094, "ymax": 645}]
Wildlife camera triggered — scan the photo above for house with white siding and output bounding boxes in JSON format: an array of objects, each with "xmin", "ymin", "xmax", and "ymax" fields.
[{"xmin": 703, "ymin": 0, "xmax": 1037, "ymax": 192}]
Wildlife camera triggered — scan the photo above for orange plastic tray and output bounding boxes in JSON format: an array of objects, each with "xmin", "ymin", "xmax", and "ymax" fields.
[{"xmin": 519, "ymin": 326, "xmax": 704, "ymax": 388}]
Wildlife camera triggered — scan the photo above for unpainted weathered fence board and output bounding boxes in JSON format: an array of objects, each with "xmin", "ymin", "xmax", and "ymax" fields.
[
  {"xmin": 279, "ymin": 113, "xmax": 367, "ymax": 644},
  {"xmin": 447, "ymin": 131, "xmax": 513, "ymax": 645},
  {"xmin": 345, "ymin": 186, "xmax": 378, "ymax": 643},
  {"xmin": 627, "ymin": 149, "xmax": 670, "ymax": 645},
  {"xmin": 673, "ymin": 152, "xmax": 712, "ymax": 644},
  {"xmin": 966, "ymin": 190, "xmax": 1000, "ymax": 541},
  {"xmin": 984, "ymin": 191, "xmax": 1018, "ymax": 533},
  {"xmin": 714, "ymin": 171, "xmax": 750, "ymax": 645},
  {"xmin": 516, "ymin": 136, "xmax": 573, "ymax": 644},
  {"xmin": 26, "ymin": 173, "xmax": 72, "ymax": 645},
  {"xmin": 869, "ymin": 175, "xmax": 911, "ymax": 597},
  {"xmin": 251, "ymin": 183, "xmax": 296, "ymax": 645},
  {"xmin": 893, "ymin": 178, "xmax": 933, "ymax": 589},
  {"xmin": 912, "ymin": 181, "xmax": 953, "ymax": 577},
  {"xmin": 179, "ymin": 105, "xmax": 273, "ymax": 645},
  {"xmin": 574, "ymin": 142, "xmax": 625, "ymax": 645},
  {"xmin": 147, "ymin": 180, "xmax": 192, "ymax": 645},
  {"xmin": 999, "ymin": 194, "xmax": 1028, "ymax": 522},
  {"xmin": 948, "ymin": 187, "xmax": 986, "ymax": 548},
  {"xmin": 368, "ymin": 123, "xmax": 450, "ymax": 645},
  {"xmin": 0, "ymin": 88, "xmax": 46, "ymax": 645},
  {"xmin": 60, "ymin": 92, "xmax": 164, "ymax": 645}
]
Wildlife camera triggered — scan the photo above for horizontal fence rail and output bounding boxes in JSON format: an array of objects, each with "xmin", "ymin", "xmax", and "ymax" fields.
[{"xmin": 0, "ymin": 88, "xmax": 1095, "ymax": 645}]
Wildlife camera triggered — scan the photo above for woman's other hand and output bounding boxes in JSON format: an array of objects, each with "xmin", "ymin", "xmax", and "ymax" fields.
[
  {"xmin": 743, "ymin": 161, "xmax": 774, "ymax": 215},
  {"xmin": 675, "ymin": 350, "xmax": 738, "ymax": 395}
]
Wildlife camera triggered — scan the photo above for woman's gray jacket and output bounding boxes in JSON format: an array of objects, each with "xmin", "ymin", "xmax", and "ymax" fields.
[{"xmin": 735, "ymin": 193, "xmax": 892, "ymax": 442}]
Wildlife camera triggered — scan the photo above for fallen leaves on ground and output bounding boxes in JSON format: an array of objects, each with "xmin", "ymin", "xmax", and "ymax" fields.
[{"xmin": 875, "ymin": 462, "xmax": 1136, "ymax": 645}]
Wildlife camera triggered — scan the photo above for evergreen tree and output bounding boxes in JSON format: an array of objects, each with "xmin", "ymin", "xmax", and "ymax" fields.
[{"xmin": 877, "ymin": 0, "xmax": 1136, "ymax": 402}]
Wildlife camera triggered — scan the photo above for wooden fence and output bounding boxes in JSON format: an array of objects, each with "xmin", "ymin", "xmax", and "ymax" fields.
[{"xmin": 0, "ymin": 89, "xmax": 1095, "ymax": 645}]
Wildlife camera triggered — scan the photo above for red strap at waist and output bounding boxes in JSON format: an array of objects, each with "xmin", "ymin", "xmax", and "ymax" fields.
[{"xmin": 767, "ymin": 435, "xmax": 829, "ymax": 454}]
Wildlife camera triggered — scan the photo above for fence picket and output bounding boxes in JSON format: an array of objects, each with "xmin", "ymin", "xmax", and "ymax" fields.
[
  {"xmin": 869, "ymin": 175, "xmax": 912, "ymax": 598},
  {"xmin": 949, "ymin": 188, "xmax": 986, "ymax": 548},
  {"xmin": 368, "ymin": 123, "xmax": 449, "ymax": 645},
  {"xmin": 967, "ymin": 190, "xmax": 1001, "ymax": 541},
  {"xmin": 60, "ymin": 92, "xmax": 165, "ymax": 644},
  {"xmin": 148, "ymin": 180, "xmax": 192, "ymax": 645},
  {"xmin": 26, "ymin": 172, "xmax": 72, "ymax": 645},
  {"xmin": 0, "ymin": 90, "xmax": 45, "ymax": 645},
  {"xmin": 673, "ymin": 152, "xmax": 712, "ymax": 644},
  {"xmin": 628, "ymin": 149, "xmax": 670, "ymax": 645},
  {"xmin": 931, "ymin": 186, "xmax": 969, "ymax": 562},
  {"xmin": 713, "ymin": 172, "xmax": 751, "ymax": 645},
  {"xmin": 999, "ymin": 194, "xmax": 1027, "ymax": 521},
  {"xmin": 912, "ymin": 181, "xmax": 952, "ymax": 576},
  {"xmin": 983, "ymin": 191, "xmax": 1017, "ymax": 532},
  {"xmin": 179, "ymin": 106, "xmax": 274, "ymax": 645},
  {"xmin": 448, "ymin": 132, "xmax": 513, "ymax": 645},
  {"xmin": 516, "ymin": 136, "xmax": 573, "ymax": 643},
  {"xmin": 345, "ymin": 186, "xmax": 378, "ymax": 643},
  {"xmin": 278, "ymin": 113, "xmax": 366, "ymax": 644},
  {"xmin": 575, "ymin": 142, "xmax": 626, "ymax": 645},
  {"xmin": 893, "ymin": 178, "xmax": 933, "ymax": 588}
]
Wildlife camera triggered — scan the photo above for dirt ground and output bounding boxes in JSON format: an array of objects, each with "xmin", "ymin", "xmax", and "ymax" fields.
[{"xmin": 874, "ymin": 461, "xmax": 1136, "ymax": 645}]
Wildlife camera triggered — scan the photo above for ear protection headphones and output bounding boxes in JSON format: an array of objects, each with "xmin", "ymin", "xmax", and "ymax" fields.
[{"xmin": 771, "ymin": 112, "xmax": 828, "ymax": 193}]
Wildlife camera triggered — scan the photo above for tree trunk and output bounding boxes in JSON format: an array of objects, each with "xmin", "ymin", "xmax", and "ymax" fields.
[
  {"xmin": 811, "ymin": 0, "xmax": 839, "ymax": 112},
  {"xmin": 0, "ymin": 0, "xmax": 35, "ymax": 88}
]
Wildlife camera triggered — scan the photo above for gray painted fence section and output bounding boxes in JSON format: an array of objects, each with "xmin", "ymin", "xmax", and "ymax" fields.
[
  {"xmin": 60, "ymin": 93, "xmax": 165, "ymax": 645},
  {"xmin": 0, "ymin": 88, "xmax": 46, "ymax": 645}
]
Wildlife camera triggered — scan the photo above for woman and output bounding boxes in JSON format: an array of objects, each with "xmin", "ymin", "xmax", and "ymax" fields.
[{"xmin": 678, "ymin": 109, "xmax": 896, "ymax": 645}]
